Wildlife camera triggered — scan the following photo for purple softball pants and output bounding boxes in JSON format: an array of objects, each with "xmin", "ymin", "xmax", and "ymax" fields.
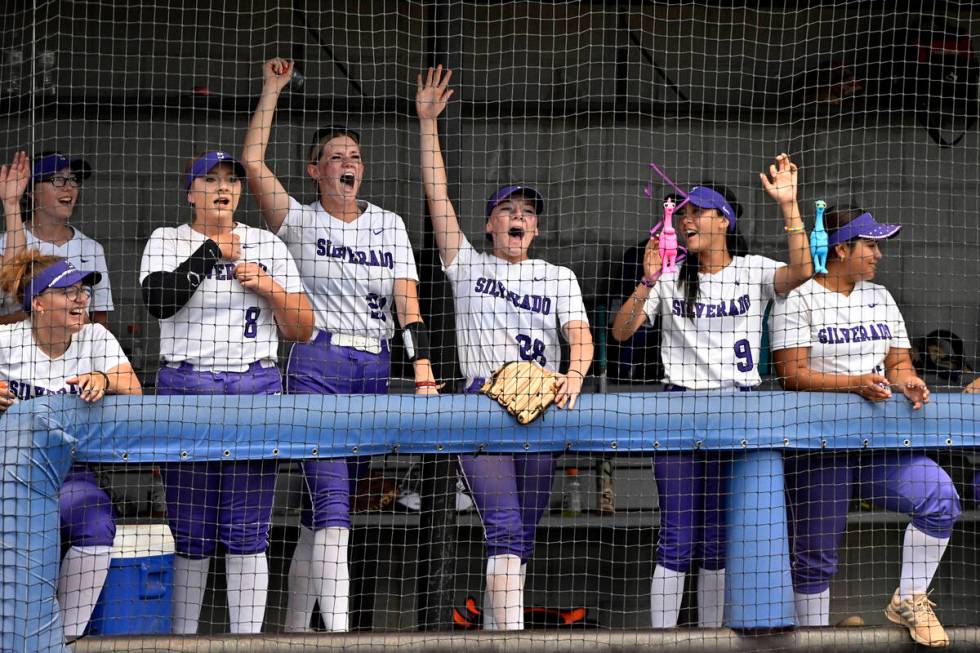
[
  {"xmin": 156, "ymin": 362, "xmax": 282, "ymax": 559},
  {"xmin": 286, "ymin": 333, "xmax": 390, "ymax": 530},
  {"xmin": 652, "ymin": 384, "xmax": 738, "ymax": 572},
  {"xmin": 785, "ymin": 451, "xmax": 961, "ymax": 594},
  {"xmin": 652, "ymin": 451, "xmax": 731, "ymax": 572},
  {"xmin": 61, "ymin": 465, "xmax": 115, "ymax": 548},
  {"xmin": 459, "ymin": 377, "xmax": 556, "ymax": 560}
]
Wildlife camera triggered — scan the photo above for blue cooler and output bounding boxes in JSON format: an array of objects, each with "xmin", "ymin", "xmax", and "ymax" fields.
[{"xmin": 87, "ymin": 523, "xmax": 174, "ymax": 635}]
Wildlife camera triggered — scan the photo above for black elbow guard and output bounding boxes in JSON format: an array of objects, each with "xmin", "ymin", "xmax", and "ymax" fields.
[{"xmin": 402, "ymin": 321, "xmax": 431, "ymax": 362}]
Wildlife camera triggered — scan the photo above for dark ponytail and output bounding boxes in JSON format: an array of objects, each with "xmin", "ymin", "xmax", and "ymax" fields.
[
  {"xmin": 676, "ymin": 183, "xmax": 747, "ymax": 320},
  {"xmin": 823, "ymin": 204, "xmax": 865, "ymax": 260}
]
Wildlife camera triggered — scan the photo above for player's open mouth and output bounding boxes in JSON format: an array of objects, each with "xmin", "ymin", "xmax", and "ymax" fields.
[
  {"xmin": 340, "ymin": 173, "xmax": 356, "ymax": 189},
  {"xmin": 214, "ymin": 198, "xmax": 231, "ymax": 207},
  {"xmin": 58, "ymin": 197, "xmax": 73, "ymax": 205},
  {"xmin": 508, "ymin": 227, "xmax": 525, "ymax": 239},
  {"xmin": 685, "ymin": 230, "xmax": 698, "ymax": 238},
  {"xmin": 68, "ymin": 308, "xmax": 85, "ymax": 316}
]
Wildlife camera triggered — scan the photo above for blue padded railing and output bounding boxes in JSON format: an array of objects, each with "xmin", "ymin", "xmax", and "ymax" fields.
[{"xmin": 3, "ymin": 392, "xmax": 978, "ymax": 652}]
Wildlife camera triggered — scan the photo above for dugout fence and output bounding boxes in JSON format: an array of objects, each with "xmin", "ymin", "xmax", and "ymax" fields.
[
  {"xmin": 4, "ymin": 393, "xmax": 980, "ymax": 651},
  {"xmin": 4, "ymin": 1, "xmax": 980, "ymax": 652}
]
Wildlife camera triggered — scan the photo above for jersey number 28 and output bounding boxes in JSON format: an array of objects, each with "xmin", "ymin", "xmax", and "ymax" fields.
[{"xmin": 516, "ymin": 334, "xmax": 547, "ymax": 366}]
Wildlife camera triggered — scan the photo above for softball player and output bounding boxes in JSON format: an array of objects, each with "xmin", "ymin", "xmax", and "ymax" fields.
[
  {"xmin": 0, "ymin": 248, "xmax": 141, "ymax": 642},
  {"xmin": 0, "ymin": 151, "xmax": 113, "ymax": 325},
  {"xmin": 242, "ymin": 58, "xmax": 437, "ymax": 632},
  {"xmin": 611, "ymin": 155, "xmax": 812, "ymax": 628},
  {"xmin": 417, "ymin": 66, "xmax": 594, "ymax": 630},
  {"xmin": 139, "ymin": 151, "xmax": 313, "ymax": 634},
  {"xmin": 770, "ymin": 206, "xmax": 958, "ymax": 647}
]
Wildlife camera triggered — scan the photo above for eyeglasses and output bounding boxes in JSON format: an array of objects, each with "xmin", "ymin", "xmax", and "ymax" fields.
[
  {"xmin": 42, "ymin": 175, "xmax": 81, "ymax": 188},
  {"xmin": 44, "ymin": 285, "xmax": 92, "ymax": 302}
]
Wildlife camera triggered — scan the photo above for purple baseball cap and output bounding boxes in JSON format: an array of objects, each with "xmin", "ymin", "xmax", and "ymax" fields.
[
  {"xmin": 184, "ymin": 151, "xmax": 246, "ymax": 191},
  {"xmin": 827, "ymin": 212, "xmax": 901, "ymax": 247},
  {"xmin": 31, "ymin": 152, "xmax": 92, "ymax": 184},
  {"xmin": 686, "ymin": 186, "xmax": 737, "ymax": 232},
  {"xmin": 22, "ymin": 259, "xmax": 101, "ymax": 313},
  {"xmin": 486, "ymin": 184, "xmax": 544, "ymax": 218}
]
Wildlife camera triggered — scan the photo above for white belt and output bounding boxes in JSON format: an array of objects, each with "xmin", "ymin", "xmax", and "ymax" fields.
[{"xmin": 331, "ymin": 332, "xmax": 383, "ymax": 354}]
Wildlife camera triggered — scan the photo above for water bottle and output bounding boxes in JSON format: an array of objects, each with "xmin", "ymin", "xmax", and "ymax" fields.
[{"xmin": 561, "ymin": 467, "xmax": 583, "ymax": 517}]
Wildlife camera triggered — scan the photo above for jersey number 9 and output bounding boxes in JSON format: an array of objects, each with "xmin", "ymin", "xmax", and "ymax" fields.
[{"xmin": 733, "ymin": 338, "xmax": 754, "ymax": 372}]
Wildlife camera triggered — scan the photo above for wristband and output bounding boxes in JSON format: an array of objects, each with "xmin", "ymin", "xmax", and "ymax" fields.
[
  {"xmin": 402, "ymin": 321, "xmax": 431, "ymax": 362},
  {"xmin": 639, "ymin": 276, "xmax": 657, "ymax": 289},
  {"xmin": 567, "ymin": 370, "xmax": 585, "ymax": 379},
  {"xmin": 415, "ymin": 381, "xmax": 439, "ymax": 388},
  {"xmin": 95, "ymin": 370, "xmax": 110, "ymax": 389},
  {"xmin": 784, "ymin": 224, "xmax": 806, "ymax": 234}
]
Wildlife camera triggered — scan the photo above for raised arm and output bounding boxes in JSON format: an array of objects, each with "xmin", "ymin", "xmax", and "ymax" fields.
[
  {"xmin": 760, "ymin": 153, "xmax": 813, "ymax": 296},
  {"xmin": 242, "ymin": 58, "xmax": 293, "ymax": 233},
  {"xmin": 416, "ymin": 66, "xmax": 465, "ymax": 266},
  {"xmin": 611, "ymin": 238, "xmax": 661, "ymax": 341},
  {"xmin": 0, "ymin": 151, "xmax": 30, "ymax": 266}
]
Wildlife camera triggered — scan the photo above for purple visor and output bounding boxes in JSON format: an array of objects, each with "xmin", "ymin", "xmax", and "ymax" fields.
[
  {"xmin": 23, "ymin": 259, "xmax": 101, "ymax": 313},
  {"xmin": 486, "ymin": 184, "xmax": 544, "ymax": 217},
  {"xmin": 826, "ymin": 212, "xmax": 901, "ymax": 247},
  {"xmin": 184, "ymin": 151, "xmax": 246, "ymax": 191},
  {"xmin": 32, "ymin": 152, "xmax": 92, "ymax": 184},
  {"xmin": 686, "ymin": 186, "xmax": 737, "ymax": 232}
]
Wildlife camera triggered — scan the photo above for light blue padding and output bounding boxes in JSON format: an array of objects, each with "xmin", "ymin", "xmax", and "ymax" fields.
[
  {"xmin": 725, "ymin": 450, "xmax": 795, "ymax": 628},
  {"xmin": 2, "ymin": 404, "xmax": 75, "ymax": 653},
  {"xmin": 3, "ymin": 392, "xmax": 980, "ymax": 650}
]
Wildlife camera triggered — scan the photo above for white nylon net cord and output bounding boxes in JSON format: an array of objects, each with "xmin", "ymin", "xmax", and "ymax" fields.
[{"xmin": 1, "ymin": 2, "xmax": 978, "ymax": 650}]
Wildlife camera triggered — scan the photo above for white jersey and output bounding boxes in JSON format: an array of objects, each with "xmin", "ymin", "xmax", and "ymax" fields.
[
  {"xmin": 139, "ymin": 223, "xmax": 304, "ymax": 373},
  {"xmin": 0, "ymin": 320, "xmax": 128, "ymax": 400},
  {"xmin": 444, "ymin": 237, "xmax": 589, "ymax": 383},
  {"xmin": 277, "ymin": 197, "xmax": 419, "ymax": 342},
  {"xmin": 0, "ymin": 226, "xmax": 114, "ymax": 315},
  {"xmin": 769, "ymin": 278, "xmax": 910, "ymax": 375},
  {"xmin": 643, "ymin": 255, "xmax": 783, "ymax": 390}
]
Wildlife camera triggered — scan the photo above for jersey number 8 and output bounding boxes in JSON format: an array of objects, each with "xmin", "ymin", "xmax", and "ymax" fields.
[{"xmin": 244, "ymin": 307, "xmax": 261, "ymax": 338}]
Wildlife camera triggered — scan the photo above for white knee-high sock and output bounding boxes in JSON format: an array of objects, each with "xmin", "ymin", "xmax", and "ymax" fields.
[
  {"xmin": 225, "ymin": 552, "xmax": 268, "ymax": 634},
  {"xmin": 485, "ymin": 554, "xmax": 523, "ymax": 630},
  {"xmin": 698, "ymin": 567, "xmax": 725, "ymax": 627},
  {"xmin": 58, "ymin": 545, "xmax": 112, "ymax": 640},
  {"xmin": 311, "ymin": 526, "xmax": 351, "ymax": 632},
  {"xmin": 794, "ymin": 589, "xmax": 830, "ymax": 626},
  {"xmin": 650, "ymin": 565, "xmax": 685, "ymax": 628},
  {"xmin": 482, "ymin": 586, "xmax": 497, "ymax": 630},
  {"xmin": 517, "ymin": 562, "xmax": 526, "ymax": 630},
  {"xmin": 899, "ymin": 524, "xmax": 949, "ymax": 599},
  {"xmin": 285, "ymin": 526, "xmax": 316, "ymax": 632},
  {"xmin": 172, "ymin": 556, "xmax": 210, "ymax": 634}
]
